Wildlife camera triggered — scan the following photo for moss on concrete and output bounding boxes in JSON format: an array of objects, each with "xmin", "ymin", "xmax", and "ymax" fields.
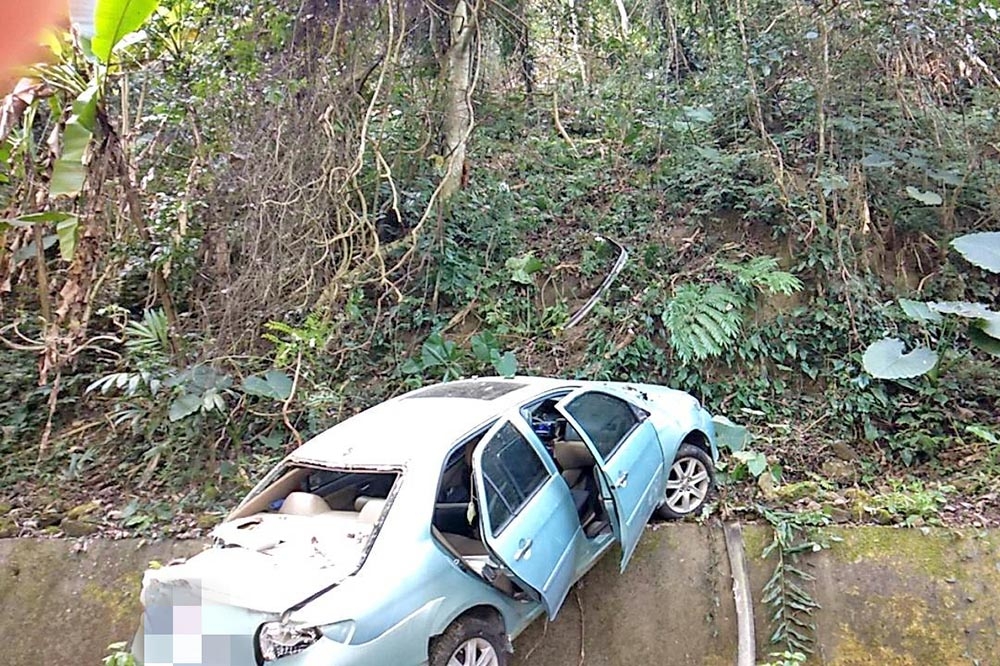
[
  {"xmin": 630, "ymin": 523, "xmax": 676, "ymax": 564},
  {"xmin": 4, "ymin": 527, "xmax": 1000, "ymax": 666},
  {"xmin": 83, "ymin": 570, "xmax": 143, "ymax": 624},
  {"xmin": 831, "ymin": 627, "xmax": 919, "ymax": 666},
  {"xmin": 825, "ymin": 527, "xmax": 959, "ymax": 578},
  {"xmin": 0, "ymin": 538, "xmax": 65, "ymax": 621},
  {"xmin": 741, "ymin": 524, "xmax": 771, "ymax": 561},
  {"xmin": 811, "ymin": 528, "xmax": 1000, "ymax": 666},
  {"xmin": 1, "ymin": 538, "xmax": 204, "ymax": 666},
  {"xmin": 829, "ymin": 594, "xmax": 974, "ymax": 666}
]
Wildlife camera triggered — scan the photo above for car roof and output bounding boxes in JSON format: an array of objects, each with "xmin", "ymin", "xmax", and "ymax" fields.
[{"xmin": 289, "ymin": 376, "xmax": 576, "ymax": 468}]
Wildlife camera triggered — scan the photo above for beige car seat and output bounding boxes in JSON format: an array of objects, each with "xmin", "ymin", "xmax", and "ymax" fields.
[{"xmin": 279, "ymin": 491, "xmax": 332, "ymax": 516}]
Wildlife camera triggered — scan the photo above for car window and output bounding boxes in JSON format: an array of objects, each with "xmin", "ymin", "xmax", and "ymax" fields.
[
  {"xmin": 480, "ymin": 422, "xmax": 550, "ymax": 536},
  {"xmin": 564, "ymin": 392, "xmax": 640, "ymax": 459},
  {"xmin": 304, "ymin": 469, "xmax": 394, "ymax": 502},
  {"xmin": 435, "ymin": 429, "xmax": 486, "ymax": 505},
  {"xmin": 436, "ymin": 450, "xmax": 467, "ymax": 503}
]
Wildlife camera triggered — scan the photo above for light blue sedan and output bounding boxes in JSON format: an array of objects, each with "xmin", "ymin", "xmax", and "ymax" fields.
[{"xmin": 133, "ymin": 377, "xmax": 717, "ymax": 666}]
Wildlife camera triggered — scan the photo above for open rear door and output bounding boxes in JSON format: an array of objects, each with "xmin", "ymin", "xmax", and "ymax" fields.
[
  {"xmin": 555, "ymin": 388, "xmax": 665, "ymax": 570},
  {"xmin": 472, "ymin": 416, "xmax": 582, "ymax": 618}
]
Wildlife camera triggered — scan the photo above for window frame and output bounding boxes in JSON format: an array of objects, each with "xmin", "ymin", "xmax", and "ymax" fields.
[
  {"xmin": 561, "ymin": 390, "xmax": 649, "ymax": 461},
  {"xmin": 434, "ymin": 424, "xmax": 492, "ymax": 505},
  {"xmin": 477, "ymin": 418, "xmax": 554, "ymax": 537}
]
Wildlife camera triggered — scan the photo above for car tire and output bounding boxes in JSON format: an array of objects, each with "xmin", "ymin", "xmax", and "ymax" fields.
[
  {"xmin": 657, "ymin": 443, "xmax": 715, "ymax": 520},
  {"xmin": 429, "ymin": 614, "xmax": 510, "ymax": 666}
]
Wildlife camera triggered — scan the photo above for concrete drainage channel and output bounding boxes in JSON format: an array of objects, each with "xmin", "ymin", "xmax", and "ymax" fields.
[{"xmin": 2, "ymin": 524, "xmax": 999, "ymax": 665}]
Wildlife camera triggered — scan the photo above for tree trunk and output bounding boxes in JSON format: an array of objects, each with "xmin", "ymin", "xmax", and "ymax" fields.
[
  {"xmin": 568, "ymin": 0, "xmax": 589, "ymax": 87},
  {"xmin": 440, "ymin": 0, "xmax": 478, "ymax": 203},
  {"xmin": 518, "ymin": 1, "xmax": 535, "ymax": 99}
]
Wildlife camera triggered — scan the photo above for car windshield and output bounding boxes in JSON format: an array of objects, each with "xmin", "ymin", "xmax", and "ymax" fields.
[{"xmin": 214, "ymin": 464, "xmax": 400, "ymax": 571}]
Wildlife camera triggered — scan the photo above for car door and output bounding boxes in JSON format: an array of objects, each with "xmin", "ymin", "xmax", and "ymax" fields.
[
  {"xmin": 472, "ymin": 415, "xmax": 582, "ymax": 618},
  {"xmin": 555, "ymin": 388, "xmax": 666, "ymax": 571}
]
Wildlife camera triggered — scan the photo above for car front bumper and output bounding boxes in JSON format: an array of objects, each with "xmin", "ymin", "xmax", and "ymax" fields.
[{"xmin": 132, "ymin": 596, "xmax": 434, "ymax": 666}]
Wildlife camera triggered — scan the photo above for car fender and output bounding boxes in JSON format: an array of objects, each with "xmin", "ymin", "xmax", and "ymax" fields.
[
  {"xmin": 654, "ymin": 417, "xmax": 717, "ymax": 467},
  {"xmin": 425, "ymin": 579, "xmax": 523, "ymax": 640},
  {"xmin": 290, "ymin": 541, "xmax": 531, "ymax": 649},
  {"xmin": 621, "ymin": 383, "xmax": 718, "ymax": 462},
  {"xmin": 357, "ymin": 595, "xmax": 444, "ymax": 655},
  {"xmin": 284, "ymin": 597, "xmax": 445, "ymax": 666},
  {"xmin": 291, "ymin": 559, "xmax": 441, "ymax": 644}
]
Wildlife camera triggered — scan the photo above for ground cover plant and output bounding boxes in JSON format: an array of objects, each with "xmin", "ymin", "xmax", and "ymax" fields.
[{"xmin": 1, "ymin": 0, "xmax": 998, "ymax": 589}]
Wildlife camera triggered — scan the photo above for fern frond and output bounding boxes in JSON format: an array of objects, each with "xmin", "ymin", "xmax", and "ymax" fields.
[
  {"xmin": 662, "ymin": 284, "xmax": 747, "ymax": 362},
  {"xmin": 719, "ymin": 256, "xmax": 803, "ymax": 295},
  {"xmin": 124, "ymin": 309, "xmax": 170, "ymax": 356}
]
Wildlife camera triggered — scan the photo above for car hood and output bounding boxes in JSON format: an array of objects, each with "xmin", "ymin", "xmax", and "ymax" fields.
[{"xmin": 141, "ymin": 513, "xmax": 370, "ymax": 613}]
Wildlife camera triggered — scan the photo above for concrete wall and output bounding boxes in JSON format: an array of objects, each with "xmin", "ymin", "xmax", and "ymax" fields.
[
  {"xmin": 2, "ymin": 525, "xmax": 998, "ymax": 665},
  {"xmin": 0, "ymin": 538, "xmax": 204, "ymax": 666},
  {"xmin": 514, "ymin": 525, "xmax": 1000, "ymax": 666}
]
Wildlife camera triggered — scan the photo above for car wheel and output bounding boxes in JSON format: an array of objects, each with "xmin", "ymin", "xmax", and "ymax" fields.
[
  {"xmin": 658, "ymin": 443, "xmax": 715, "ymax": 520},
  {"xmin": 429, "ymin": 615, "xmax": 510, "ymax": 666}
]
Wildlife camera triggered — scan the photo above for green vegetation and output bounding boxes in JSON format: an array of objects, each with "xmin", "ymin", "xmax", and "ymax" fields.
[
  {"xmin": 759, "ymin": 506, "xmax": 838, "ymax": 655},
  {"xmin": 863, "ymin": 231, "xmax": 1000, "ymax": 379},
  {"xmin": 759, "ymin": 652, "xmax": 808, "ymax": 666},
  {"xmin": 102, "ymin": 643, "xmax": 137, "ymax": 666},
  {"xmin": 1, "ymin": 0, "xmax": 998, "ymax": 628}
]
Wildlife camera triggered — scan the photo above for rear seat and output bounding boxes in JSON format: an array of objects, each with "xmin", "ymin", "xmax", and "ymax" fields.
[
  {"xmin": 279, "ymin": 491, "xmax": 386, "ymax": 527},
  {"xmin": 358, "ymin": 498, "xmax": 386, "ymax": 525},
  {"xmin": 279, "ymin": 491, "xmax": 335, "ymax": 515}
]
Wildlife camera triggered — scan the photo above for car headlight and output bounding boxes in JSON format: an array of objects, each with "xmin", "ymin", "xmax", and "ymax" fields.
[
  {"xmin": 322, "ymin": 619, "xmax": 356, "ymax": 644},
  {"xmin": 257, "ymin": 622, "xmax": 321, "ymax": 661}
]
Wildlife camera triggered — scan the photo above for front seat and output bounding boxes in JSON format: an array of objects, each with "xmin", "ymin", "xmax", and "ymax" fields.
[{"xmin": 554, "ymin": 439, "xmax": 596, "ymax": 522}]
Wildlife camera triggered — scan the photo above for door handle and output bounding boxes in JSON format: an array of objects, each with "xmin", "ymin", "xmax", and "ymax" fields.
[
  {"xmin": 616, "ymin": 471, "xmax": 629, "ymax": 488},
  {"xmin": 514, "ymin": 538, "xmax": 533, "ymax": 561}
]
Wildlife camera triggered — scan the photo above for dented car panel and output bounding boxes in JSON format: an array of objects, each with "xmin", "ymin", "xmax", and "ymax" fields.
[{"xmin": 133, "ymin": 377, "xmax": 715, "ymax": 666}]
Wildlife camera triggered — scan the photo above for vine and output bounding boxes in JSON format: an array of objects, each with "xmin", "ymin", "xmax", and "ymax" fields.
[{"xmin": 759, "ymin": 506, "xmax": 838, "ymax": 657}]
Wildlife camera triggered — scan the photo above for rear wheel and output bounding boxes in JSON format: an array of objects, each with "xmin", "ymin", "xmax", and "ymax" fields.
[
  {"xmin": 658, "ymin": 443, "xmax": 715, "ymax": 520},
  {"xmin": 430, "ymin": 615, "xmax": 509, "ymax": 666}
]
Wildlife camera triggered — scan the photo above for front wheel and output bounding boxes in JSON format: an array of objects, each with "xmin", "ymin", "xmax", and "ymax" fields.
[
  {"xmin": 429, "ymin": 615, "xmax": 510, "ymax": 666},
  {"xmin": 657, "ymin": 443, "xmax": 715, "ymax": 520}
]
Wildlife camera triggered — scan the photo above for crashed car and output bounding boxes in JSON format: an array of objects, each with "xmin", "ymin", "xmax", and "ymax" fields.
[{"xmin": 134, "ymin": 377, "xmax": 717, "ymax": 666}]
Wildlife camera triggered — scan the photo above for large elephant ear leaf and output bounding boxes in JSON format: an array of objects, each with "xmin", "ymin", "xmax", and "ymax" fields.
[
  {"xmin": 969, "ymin": 325, "xmax": 1000, "ymax": 357},
  {"xmin": 898, "ymin": 298, "xmax": 941, "ymax": 323},
  {"xmin": 74, "ymin": 0, "xmax": 161, "ymax": 63},
  {"xmin": 712, "ymin": 415, "xmax": 750, "ymax": 453},
  {"xmin": 905, "ymin": 186, "xmax": 943, "ymax": 206},
  {"xmin": 242, "ymin": 370, "xmax": 293, "ymax": 401},
  {"xmin": 969, "ymin": 315, "xmax": 1000, "ymax": 357},
  {"xmin": 951, "ymin": 232, "xmax": 1000, "ymax": 274},
  {"xmin": 862, "ymin": 338, "xmax": 938, "ymax": 379}
]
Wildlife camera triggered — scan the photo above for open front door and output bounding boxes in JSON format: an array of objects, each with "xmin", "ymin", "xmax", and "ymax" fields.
[
  {"xmin": 555, "ymin": 388, "xmax": 665, "ymax": 571},
  {"xmin": 472, "ymin": 416, "xmax": 581, "ymax": 618}
]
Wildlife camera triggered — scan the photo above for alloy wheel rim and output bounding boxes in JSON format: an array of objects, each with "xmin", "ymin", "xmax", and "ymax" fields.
[
  {"xmin": 448, "ymin": 637, "xmax": 499, "ymax": 666},
  {"xmin": 665, "ymin": 457, "xmax": 710, "ymax": 514}
]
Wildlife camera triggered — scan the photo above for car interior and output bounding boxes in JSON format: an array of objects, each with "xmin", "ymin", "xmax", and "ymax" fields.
[
  {"xmin": 526, "ymin": 398, "xmax": 612, "ymax": 539},
  {"xmin": 226, "ymin": 466, "xmax": 398, "ymax": 535},
  {"xmin": 431, "ymin": 394, "xmax": 612, "ymax": 597}
]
